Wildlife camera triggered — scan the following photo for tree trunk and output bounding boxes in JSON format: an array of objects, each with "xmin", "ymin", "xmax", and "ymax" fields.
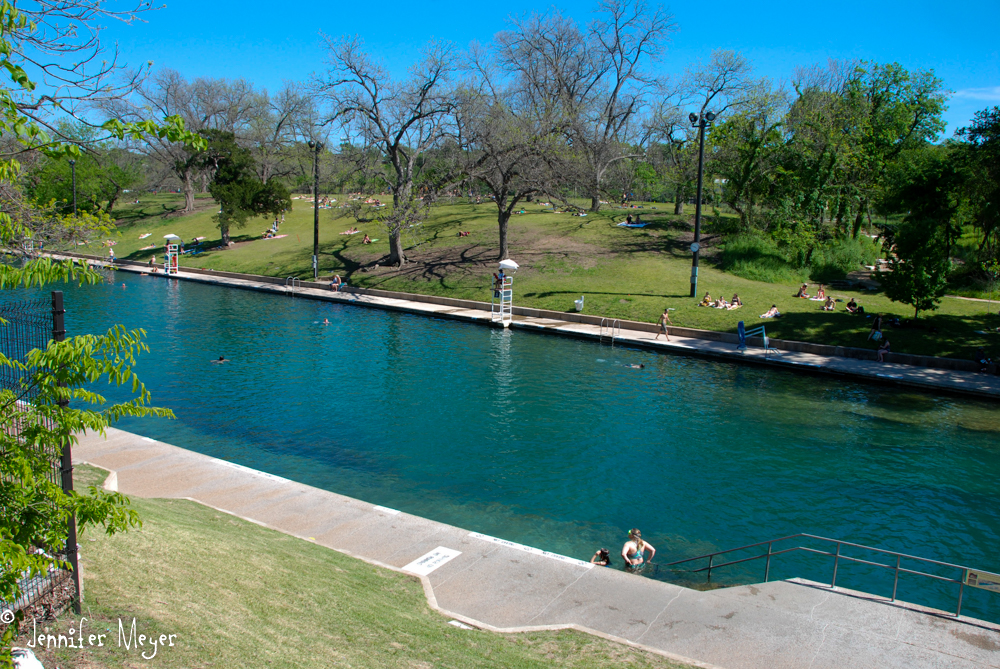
[
  {"xmin": 183, "ymin": 170, "xmax": 196, "ymax": 214},
  {"xmin": 220, "ymin": 222, "xmax": 230, "ymax": 246},
  {"xmin": 388, "ymin": 227, "xmax": 405, "ymax": 266},
  {"xmin": 498, "ymin": 211, "xmax": 511, "ymax": 261},
  {"xmin": 589, "ymin": 195, "xmax": 601, "ymax": 212},
  {"xmin": 674, "ymin": 185, "xmax": 684, "ymax": 215},
  {"xmin": 851, "ymin": 203, "xmax": 866, "ymax": 239}
]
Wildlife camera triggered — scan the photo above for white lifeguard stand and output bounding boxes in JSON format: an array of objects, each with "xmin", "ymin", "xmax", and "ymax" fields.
[
  {"xmin": 164, "ymin": 233, "xmax": 181, "ymax": 275},
  {"xmin": 491, "ymin": 258, "xmax": 518, "ymax": 327}
]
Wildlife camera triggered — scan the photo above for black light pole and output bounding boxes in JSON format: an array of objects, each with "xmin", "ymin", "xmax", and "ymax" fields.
[
  {"xmin": 308, "ymin": 140, "xmax": 322, "ymax": 280},
  {"xmin": 688, "ymin": 110, "xmax": 715, "ymax": 298},
  {"xmin": 68, "ymin": 159, "xmax": 77, "ymax": 216}
]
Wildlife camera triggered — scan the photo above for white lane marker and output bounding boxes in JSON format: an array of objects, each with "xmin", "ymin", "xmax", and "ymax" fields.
[
  {"xmin": 211, "ymin": 458, "xmax": 292, "ymax": 484},
  {"xmin": 403, "ymin": 547, "xmax": 462, "ymax": 576},
  {"xmin": 373, "ymin": 505, "xmax": 401, "ymax": 515},
  {"xmin": 468, "ymin": 532, "xmax": 594, "ymax": 569}
]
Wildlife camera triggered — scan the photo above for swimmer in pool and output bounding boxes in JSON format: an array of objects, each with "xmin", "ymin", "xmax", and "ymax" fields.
[
  {"xmin": 212, "ymin": 355, "xmax": 228, "ymax": 364},
  {"xmin": 624, "ymin": 364, "xmax": 645, "ymax": 369},
  {"xmin": 323, "ymin": 318, "xmax": 330, "ymax": 325}
]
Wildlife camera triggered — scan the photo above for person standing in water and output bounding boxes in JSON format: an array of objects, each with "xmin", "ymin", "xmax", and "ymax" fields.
[{"xmin": 622, "ymin": 528, "xmax": 655, "ymax": 569}]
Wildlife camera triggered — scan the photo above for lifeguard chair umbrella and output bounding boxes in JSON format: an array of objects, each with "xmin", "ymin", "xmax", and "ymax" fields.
[
  {"xmin": 163, "ymin": 233, "xmax": 180, "ymax": 239},
  {"xmin": 499, "ymin": 258, "xmax": 519, "ymax": 272}
]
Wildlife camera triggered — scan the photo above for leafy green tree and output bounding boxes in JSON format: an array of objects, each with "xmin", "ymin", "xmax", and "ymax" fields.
[
  {"xmin": 957, "ymin": 107, "xmax": 1000, "ymax": 266},
  {"xmin": 877, "ymin": 246, "xmax": 950, "ymax": 318},
  {"xmin": 201, "ymin": 130, "xmax": 291, "ymax": 245},
  {"xmin": 877, "ymin": 148, "xmax": 962, "ymax": 317}
]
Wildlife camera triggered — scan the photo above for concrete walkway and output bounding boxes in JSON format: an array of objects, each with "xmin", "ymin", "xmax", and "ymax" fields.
[
  {"xmin": 76, "ymin": 428, "xmax": 1000, "ymax": 669},
  {"xmin": 100, "ymin": 262, "xmax": 1000, "ymax": 400}
]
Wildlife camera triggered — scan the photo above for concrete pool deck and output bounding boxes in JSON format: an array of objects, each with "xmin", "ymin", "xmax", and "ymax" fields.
[
  {"xmin": 90, "ymin": 259, "xmax": 1000, "ymax": 401},
  {"xmin": 75, "ymin": 427, "xmax": 1000, "ymax": 669}
]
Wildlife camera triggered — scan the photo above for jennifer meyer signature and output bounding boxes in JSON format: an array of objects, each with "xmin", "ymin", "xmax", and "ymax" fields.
[{"xmin": 14, "ymin": 614, "xmax": 179, "ymax": 660}]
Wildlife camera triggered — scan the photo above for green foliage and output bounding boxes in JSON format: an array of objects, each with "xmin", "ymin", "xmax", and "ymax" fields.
[
  {"xmin": 877, "ymin": 249, "xmax": 950, "ymax": 318},
  {"xmin": 719, "ymin": 233, "xmax": 880, "ymax": 284},
  {"xmin": 956, "ymin": 107, "xmax": 1000, "ymax": 265},
  {"xmin": 718, "ymin": 234, "xmax": 807, "ymax": 284},
  {"xmin": 0, "ymin": 326, "xmax": 169, "ymax": 656},
  {"xmin": 202, "ymin": 130, "xmax": 291, "ymax": 244}
]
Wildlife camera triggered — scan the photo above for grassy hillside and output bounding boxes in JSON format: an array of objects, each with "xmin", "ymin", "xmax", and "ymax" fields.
[{"xmin": 76, "ymin": 193, "xmax": 1000, "ymax": 361}]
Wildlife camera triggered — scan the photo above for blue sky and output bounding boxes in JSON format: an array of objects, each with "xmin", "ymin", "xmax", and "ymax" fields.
[{"xmin": 101, "ymin": 0, "xmax": 999, "ymax": 137}]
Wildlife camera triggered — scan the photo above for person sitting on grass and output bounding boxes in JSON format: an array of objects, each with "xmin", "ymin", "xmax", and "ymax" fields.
[
  {"xmin": 699, "ymin": 292, "xmax": 713, "ymax": 307},
  {"xmin": 795, "ymin": 283, "xmax": 810, "ymax": 298},
  {"xmin": 823, "ymin": 296, "xmax": 835, "ymax": 312},
  {"xmin": 363, "ymin": 234, "xmax": 371, "ymax": 244},
  {"xmin": 817, "ymin": 284, "xmax": 826, "ymax": 299},
  {"xmin": 729, "ymin": 294, "xmax": 743, "ymax": 309},
  {"xmin": 877, "ymin": 339, "xmax": 891, "ymax": 363},
  {"xmin": 714, "ymin": 296, "xmax": 729, "ymax": 309},
  {"xmin": 846, "ymin": 298, "xmax": 859, "ymax": 314},
  {"xmin": 761, "ymin": 305, "xmax": 780, "ymax": 318}
]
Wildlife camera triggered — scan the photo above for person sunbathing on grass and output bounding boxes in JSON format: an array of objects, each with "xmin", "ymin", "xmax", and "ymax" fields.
[
  {"xmin": 699, "ymin": 292, "xmax": 713, "ymax": 307},
  {"xmin": 728, "ymin": 294, "xmax": 743, "ymax": 309},
  {"xmin": 823, "ymin": 296, "xmax": 835, "ymax": 312},
  {"xmin": 761, "ymin": 305, "xmax": 780, "ymax": 318},
  {"xmin": 846, "ymin": 298, "xmax": 859, "ymax": 314},
  {"xmin": 795, "ymin": 284, "xmax": 810, "ymax": 298},
  {"xmin": 363, "ymin": 234, "xmax": 371, "ymax": 244}
]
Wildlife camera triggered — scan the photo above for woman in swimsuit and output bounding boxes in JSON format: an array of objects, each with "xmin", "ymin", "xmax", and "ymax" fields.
[{"xmin": 622, "ymin": 528, "xmax": 655, "ymax": 569}]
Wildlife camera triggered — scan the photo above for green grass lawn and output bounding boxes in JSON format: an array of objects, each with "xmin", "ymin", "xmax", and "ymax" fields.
[
  {"xmin": 79, "ymin": 193, "xmax": 1000, "ymax": 361},
  {"xmin": 17, "ymin": 465, "xmax": 690, "ymax": 669}
]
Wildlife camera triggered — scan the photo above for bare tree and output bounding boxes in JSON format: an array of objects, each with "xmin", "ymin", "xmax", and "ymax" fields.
[
  {"xmin": 496, "ymin": 0, "xmax": 675, "ymax": 211},
  {"xmin": 108, "ymin": 69, "xmax": 259, "ymax": 212},
  {"xmin": 456, "ymin": 46, "xmax": 567, "ymax": 259},
  {"xmin": 315, "ymin": 36, "xmax": 455, "ymax": 266}
]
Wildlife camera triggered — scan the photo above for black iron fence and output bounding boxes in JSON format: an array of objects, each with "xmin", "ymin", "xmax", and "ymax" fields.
[{"xmin": 0, "ymin": 291, "xmax": 78, "ymax": 620}]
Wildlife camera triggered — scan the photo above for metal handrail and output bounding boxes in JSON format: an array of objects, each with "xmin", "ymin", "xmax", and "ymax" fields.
[
  {"xmin": 285, "ymin": 276, "xmax": 301, "ymax": 290},
  {"xmin": 664, "ymin": 533, "xmax": 992, "ymax": 618},
  {"xmin": 599, "ymin": 318, "xmax": 621, "ymax": 346}
]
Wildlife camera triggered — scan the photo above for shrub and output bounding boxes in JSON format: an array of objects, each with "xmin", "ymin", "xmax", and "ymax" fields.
[{"xmin": 718, "ymin": 234, "xmax": 807, "ymax": 283}]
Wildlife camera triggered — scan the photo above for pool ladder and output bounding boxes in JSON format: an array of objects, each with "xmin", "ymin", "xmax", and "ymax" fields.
[
  {"xmin": 599, "ymin": 318, "xmax": 621, "ymax": 347},
  {"xmin": 285, "ymin": 276, "xmax": 301, "ymax": 294}
]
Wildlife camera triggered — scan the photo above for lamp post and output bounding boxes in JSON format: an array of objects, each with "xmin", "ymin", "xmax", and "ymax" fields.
[
  {"xmin": 688, "ymin": 110, "xmax": 715, "ymax": 298},
  {"xmin": 307, "ymin": 140, "xmax": 322, "ymax": 280},
  {"xmin": 68, "ymin": 159, "xmax": 77, "ymax": 216}
]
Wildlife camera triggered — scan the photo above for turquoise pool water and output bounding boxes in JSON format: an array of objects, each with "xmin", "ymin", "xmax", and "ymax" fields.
[{"xmin": 19, "ymin": 276, "xmax": 1000, "ymax": 619}]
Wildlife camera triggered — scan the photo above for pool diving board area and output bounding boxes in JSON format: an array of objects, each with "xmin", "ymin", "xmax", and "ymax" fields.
[
  {"xmin": 75, "ymin": 428, "xmax": 1000, "ymax": 669},
  {"xmin": 70, "ymin": 256, "xmax": 1000, "ymax": 401}
]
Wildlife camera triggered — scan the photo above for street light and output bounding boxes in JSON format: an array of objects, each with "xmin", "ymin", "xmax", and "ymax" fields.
[
  {"xmin": 307, "ymin": 140, "xmax": 323, "ymax": 280},
  {"xmin": 688, "ymin": 110, "xmax": 716, "ymax": 298},
  {"xmin": 68, "ymin": 159, "xmax": 77, "ymax": 216}
]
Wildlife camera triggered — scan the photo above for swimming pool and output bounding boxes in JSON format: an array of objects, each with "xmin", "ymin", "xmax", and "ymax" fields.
[{"xmin": 20, "ymin": 275, "xmax": 1000, "ymax": 620}]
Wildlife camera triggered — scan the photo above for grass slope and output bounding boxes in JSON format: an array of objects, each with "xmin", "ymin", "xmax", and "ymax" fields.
[
  {"xmin": 17, "ymin": 465, "xmax": 689, "ymax": 669},
  {"xmin": 85, "ymin": 194, "xmax": 1000, "ymax": 360}
]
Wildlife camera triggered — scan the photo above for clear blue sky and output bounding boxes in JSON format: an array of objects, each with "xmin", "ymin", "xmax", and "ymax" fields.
[{"xmin": 102, "ymin": 0, "xmax": 999, "ymax": 137}]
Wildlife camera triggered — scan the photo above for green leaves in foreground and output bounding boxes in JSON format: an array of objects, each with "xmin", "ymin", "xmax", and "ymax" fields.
[{"xmin": 0, "ymin": 325, "xmax": 171, "ymax": 662}]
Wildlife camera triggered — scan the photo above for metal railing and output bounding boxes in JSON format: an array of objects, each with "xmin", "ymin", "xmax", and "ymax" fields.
[
  {"xmin": 664, "ymin": 533, "xmax": 995, "ymax": 618},
  {"xmin": 599, "ymin": 318, "xmax": 621, "ymax": 346},
  {"xmin": 285, "ymin": 276, "xmax": 301, "ymax": 291}
]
